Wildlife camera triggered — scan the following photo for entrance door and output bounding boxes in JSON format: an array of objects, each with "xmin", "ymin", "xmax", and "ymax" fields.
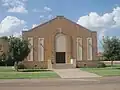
[{"xmin": 56, "ymin": 52, "xmax": 65, "ymax": 63}]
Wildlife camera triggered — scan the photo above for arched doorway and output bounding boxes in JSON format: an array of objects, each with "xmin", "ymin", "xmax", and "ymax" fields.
[{"xmin": 55, "ymin": 34, "xmax": 66, "ymax": 63}]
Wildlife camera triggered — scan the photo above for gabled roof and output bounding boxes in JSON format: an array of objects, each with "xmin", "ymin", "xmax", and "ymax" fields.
[{"xmin": 23, "ymin": 16, "xmax": 96, "ymax": 33}]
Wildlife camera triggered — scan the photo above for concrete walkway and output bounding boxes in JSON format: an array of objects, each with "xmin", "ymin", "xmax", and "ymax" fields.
[{"xmin": 53, "ymin": 69, "xmax": 101, "ymax": 79}]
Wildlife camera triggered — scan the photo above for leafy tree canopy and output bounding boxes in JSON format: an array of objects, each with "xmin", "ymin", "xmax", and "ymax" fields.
[
  {"xmin": 0, "ymin": 36, "xmax": 30, "ymax": 67},
  {"xmin": 102, "ymin": 36, "xmax": 120, "ymax": 61}
]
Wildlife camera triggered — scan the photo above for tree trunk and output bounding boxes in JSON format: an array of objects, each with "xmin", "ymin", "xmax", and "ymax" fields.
[
  {"xmin": 14, "ymin": 61, "xmax": 18, "ymax": 71},
  {"xmin": 5, "ymin": 64, "xmax": 7, "ymax": 67},
  {"xmin": 111, "ymin": 60, "xmax": 113, "ymax": 67}
]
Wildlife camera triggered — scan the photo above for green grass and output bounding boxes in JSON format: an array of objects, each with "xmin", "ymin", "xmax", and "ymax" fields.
[
  {"xmin": 0, "ymin": 66, "xmax": 59, "ymax": 79},
  {"xmin": 81, "ymin": 65, "xmax": 120, "ymax": 76},
  {"xmin": 0, "ymin": 66, "xmax": 15, "ymax": 72}
]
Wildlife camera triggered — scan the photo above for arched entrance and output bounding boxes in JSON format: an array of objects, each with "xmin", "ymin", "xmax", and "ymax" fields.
[{"xmin": 55, "ymin": 34, "xmax": 66, "ymax": 63}]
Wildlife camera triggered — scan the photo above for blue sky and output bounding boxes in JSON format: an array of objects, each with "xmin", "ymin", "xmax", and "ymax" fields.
[{"xmin": 0, "ymin": 0, "xmax": 120, "ymax": 51}]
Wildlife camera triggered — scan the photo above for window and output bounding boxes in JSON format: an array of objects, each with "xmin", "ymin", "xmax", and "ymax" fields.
[
  {"xmin": 38, "ymin": 38, "xmax": 44, "ymax": 61},
  {"xmin": 77, "ymin": 37, "xmax": 82, "ymax": 60},
  {"xmin": 28, "ymin": 37, "xmax": 33, "ymax": 61},
  {"xmin": 87, "ymin": 37, "xmax": 92, "ymax": 60}
]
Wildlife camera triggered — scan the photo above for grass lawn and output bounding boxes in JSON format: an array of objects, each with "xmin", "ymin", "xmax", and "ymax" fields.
[
  {"xmin": 0, "ymin": 67, "xmax": 59, "ymax": 79},
  {"xmin": 81, "ymin": 65, "xmax": 120, "ymax": 76}
]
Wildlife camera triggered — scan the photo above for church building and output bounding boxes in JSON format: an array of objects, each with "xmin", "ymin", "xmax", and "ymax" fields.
[{"xmin": 22, "ymin": 16, "xmax": 98, "ymax": 69}]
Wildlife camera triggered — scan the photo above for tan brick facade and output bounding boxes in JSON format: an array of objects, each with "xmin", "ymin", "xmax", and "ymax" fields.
[{"xmin": 22, "ymin": 16, "xmax": 98, "ymax": 69}]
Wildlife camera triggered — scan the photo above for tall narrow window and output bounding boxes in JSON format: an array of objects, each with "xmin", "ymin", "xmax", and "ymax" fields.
[
  {"xmin": 87, "ymin": 37, "xmax": 92, "ymax": 60},
  {"xmin": 38, "ymin": 38, "xmax": 44, "ymax": 61},
  {"xmin": 28, "ymin": 37, "xmax": 33, "ymax": 61},
  {"xmin": 77, "ymin": 37, "xmax": 82, "ymax": 60}
]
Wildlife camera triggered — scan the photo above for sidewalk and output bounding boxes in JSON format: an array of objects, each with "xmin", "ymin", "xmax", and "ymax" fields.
[{"xmin": 53, "ymin": 69, "xmax": 101, "ymax": 79}]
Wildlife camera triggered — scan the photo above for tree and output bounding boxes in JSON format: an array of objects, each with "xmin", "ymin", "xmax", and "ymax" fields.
[
  {"xmin": 8, "ymin": 36, "xmax": 30, "ymax": 71},
  {"xmin": 0, "ymin": 36, "xmax": 9, "ymax": 66},
  {"xmin": 0, "ymin": 36, "xmax": 30, "ymax": 71},
  {"xmin": 102, "ymin": 36, "xmax": 120, "ymax": 66},
  {"xmin": 0, "ymin": 36, "xmax": 9, "ymax": 41}
]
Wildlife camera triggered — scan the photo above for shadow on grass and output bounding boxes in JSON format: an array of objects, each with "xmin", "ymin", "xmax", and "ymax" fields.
[
  {"xmin": 115, "ymin": 67, "xmax": 120, "ymax": 69},
  {"xmin": 20, "ymin": 69, "xmax": 52, "ymax": 72},
  {"xmin": 105, "ymin": 65, "xmax": 120, "ymax": 70}
]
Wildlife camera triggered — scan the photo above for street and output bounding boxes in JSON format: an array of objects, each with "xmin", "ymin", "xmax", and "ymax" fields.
[{"xmin": 0, "ymin": 77, "xmax": 120, "ymax": 90}]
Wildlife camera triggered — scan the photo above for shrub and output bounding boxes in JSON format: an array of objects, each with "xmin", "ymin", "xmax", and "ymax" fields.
[
  {"xmin": 0, "ymin": 61, "xmax": 5, "ymax": 66},
  {"xmin": 17, "ymin": 62, "xmax": 26, "ymax": 69},
  {"xmin": 97, "ymin": 62, "xmax": 106, "ymax": 68}
]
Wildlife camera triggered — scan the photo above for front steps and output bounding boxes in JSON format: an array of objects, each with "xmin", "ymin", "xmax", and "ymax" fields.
[{"xmin": 52, "ymin": 64, "xmax": 75, "ymax": 69}]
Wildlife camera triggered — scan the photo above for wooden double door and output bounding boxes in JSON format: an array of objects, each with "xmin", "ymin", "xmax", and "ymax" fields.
[{"xmin": 56, "ymin": 52, "xmax": 65, "ymax": 63}]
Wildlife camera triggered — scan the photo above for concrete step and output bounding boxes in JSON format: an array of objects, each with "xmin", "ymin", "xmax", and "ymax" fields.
[{"xmin": 53, "ymin": 64, "xmax": 74, "ymax": 69}]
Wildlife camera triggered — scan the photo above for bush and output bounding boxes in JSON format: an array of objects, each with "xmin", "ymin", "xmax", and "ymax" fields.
[
  {"xmin": 17, "ymin": 62, "xmax": 26, "ymax": 69},
  {"xmin": 97, "ymin": 62, "xmax": 106, "ymax": 68},
  {"xmin": 0, "ymin": 61, "xmax": 5, "ymax": 66}
]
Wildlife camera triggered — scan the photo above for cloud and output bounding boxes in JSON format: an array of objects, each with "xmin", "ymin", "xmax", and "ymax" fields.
[
  {"xmin": 32, "ymin": 6, "xmax": 53, "ymax": 29},
  {"xmin": 8, "ymin": 6, "xmax": 28, "ymax": 13},
  {"xmin": 13, "ymin": 31, "xmax": 22, "ymax": 37},
  {"xmin": 44, "ymin": 6, "xmax": 52, "ymax": 12},
  {"xmin": 2, "ymin": 0, "xmax": 28, "ymax": 13},
  {"xmin": 98, "ymin": 29, "xmax": 107, "ymax": 40},
  {"xmin": 13, "ymin": 27, "xmax": 29, "ymax": 37},
  {"xmin": 40, "ymin": 15, "xmax": 44, "ymax": 18},
  {"xmin": 32, "ymin": 24, "xmax": 38, "ymax": 28},
  {"xmin": 48, "ymin": 14, "xmax": 53, "ymax": 19},
  {"xmin": 39, "ymin": 14, "xmax": 54, "ymax": 24},
  {"xmin": 23, "ymin": 28, "xmax": 28, "ymax": 31},
  {"xmin": 32, "ymin": 9, "xmax": 41, "ymax": 13},
  {"xmin": 0, "ymin": 16, "xmax": 26, "ymax": 36},
  {"xmin": 32, "ymin": 6, "xmax": 52, "ymax": 13},
  {"xmin": 77, "ymin": 7, "xmax": 120, "ymax": 40}
]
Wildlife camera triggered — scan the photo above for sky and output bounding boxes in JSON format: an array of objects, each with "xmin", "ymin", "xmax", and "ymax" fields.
[{"xmin": 0, "ymin": 0, "xmax": 120, "ymax": 51}]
